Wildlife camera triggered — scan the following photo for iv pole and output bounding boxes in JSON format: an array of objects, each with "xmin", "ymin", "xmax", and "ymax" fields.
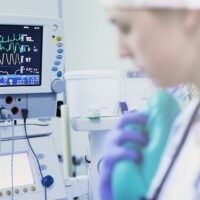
[{"xmin": 57, "ymin": 0, "xmax": 72, "ymax": 178}]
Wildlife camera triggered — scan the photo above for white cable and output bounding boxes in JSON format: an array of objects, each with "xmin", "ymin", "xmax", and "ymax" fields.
[
  {"xmin": 0, "ymin": 123, "xmax": 1, "ymax": 154},
  {"xmin": 10, "ymin": 120, "xmax": 14, "ymax": 200},
  {"xmin": 0, "ymin": 109, "xmax": 14, "ymax": 200}
]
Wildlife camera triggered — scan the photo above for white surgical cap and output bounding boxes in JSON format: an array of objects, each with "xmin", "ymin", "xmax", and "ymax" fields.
[{"xmin": 101, "ymin": 0, "xmax": 200, "ymax": 9}]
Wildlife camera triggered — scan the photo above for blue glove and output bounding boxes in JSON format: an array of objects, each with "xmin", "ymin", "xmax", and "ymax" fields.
[{"xmin": 99, "ymin": 112, "xmax": 148, "ymax": 200}]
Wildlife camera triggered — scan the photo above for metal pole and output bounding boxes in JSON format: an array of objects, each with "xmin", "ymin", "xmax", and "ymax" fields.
[
  {"xmin": 57, "ymin": 0, "xmax": 63, "ymax": 19},
  {"xmin": 57, "ymin": 0, "xmax": 72, "ymax": 179}
]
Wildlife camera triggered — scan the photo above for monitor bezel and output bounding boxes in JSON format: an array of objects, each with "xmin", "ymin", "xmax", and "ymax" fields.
[{"xmin": 0, "ymin": 15, "xmax": 64, "ymax": 94}]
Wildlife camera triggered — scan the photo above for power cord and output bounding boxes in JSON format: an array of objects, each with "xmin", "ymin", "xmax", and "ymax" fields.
[
  {"xmin": 11, "ymin": 120, "xmax": 15, "ymax": 200},
  {"xmin": 21, "ymin": 109, "xmax": 47, "ymax": 200}
]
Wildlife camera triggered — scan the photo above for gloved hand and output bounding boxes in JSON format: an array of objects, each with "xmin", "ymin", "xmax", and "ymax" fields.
[{"xmin": 99, "ymin": 112, "xmax": 149, "ymax": 200}]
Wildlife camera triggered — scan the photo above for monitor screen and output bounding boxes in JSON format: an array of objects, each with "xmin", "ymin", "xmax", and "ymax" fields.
[
  {"xmin": 0, "ymin": 25, "xmax": 43, "ymax": 86},
  {"xmin": 0, "ymin": 152, "xmax": 34, "ymax": 189}
]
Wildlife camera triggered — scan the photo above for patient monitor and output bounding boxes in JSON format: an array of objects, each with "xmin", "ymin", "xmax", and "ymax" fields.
[{"xmin": 0, "ymin": 15, "xmax": 67, "ymax": 200}]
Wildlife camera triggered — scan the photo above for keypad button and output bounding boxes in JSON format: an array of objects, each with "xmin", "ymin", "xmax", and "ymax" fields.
[
  {"xmin": 52, "ymin": 67, "xmax": 58, "ymax": 72},
  {"xmin": 56, "ymin": 37, "xmax": 62, "ymax": 41},
  {"xmin": 57, "ymin": 49, "xmax": 64, "ymax": 54},
  {"xmin": 31, "ymin": 186, "xmax": 36, "ymax": 192},
  {"xmin": 23, "ymin": 188, "xmax": 28, "ymax": 193},
  {"xmin": 54, "ymin": 61, "xmax": 61, "ymax": 66},
  {"xmin": 56, "ymin": 55, "xmax": 63, "ymax": 60},
  {"xmin": 57, "ymin": 43, "xmax": 63, "ymax": 47},
  {"xmin": 57, "ymin": 71, "xmax": 63, "ymax": 78},
  {"xmin": 6, "ymin": 191, "xmax": 11, "ymax": 196}
]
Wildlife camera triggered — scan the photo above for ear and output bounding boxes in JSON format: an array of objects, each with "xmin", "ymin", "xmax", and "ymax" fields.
[{"xmin": 184, "ymin": 11, "xmax": 200, "ymax": 34}]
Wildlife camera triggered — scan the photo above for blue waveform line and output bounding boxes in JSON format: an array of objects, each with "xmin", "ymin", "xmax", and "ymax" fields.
[
  {"xmin": 0, "ymin": 43, "xmax": 31, "ymax": 53},
  {"xmin": 0, "ymin": 34, "xmax": 26, "ymax": 43},
  {"xmin": 0, "ymin": 53, "xmax": 21, "ymax": 66}
]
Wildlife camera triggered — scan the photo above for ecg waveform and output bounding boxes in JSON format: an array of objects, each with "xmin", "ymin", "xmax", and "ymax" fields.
[
  {"xmin": 0, "ymin": 53, "xmax": 21, "ymax": 66},
  {"xmin": 0, "ymin": 34, "xmax": 25, "ymax": 43},
  {"xmin": 0, "ymin": 34, "xmax": 32, "ymax": 53},
  {"xmin": 0, "ymin": 43, "xmax": 31, "ymax": 53},
  {"xmin": 0, "ymin": 26, "xmax": 42, "ymax": 86}
]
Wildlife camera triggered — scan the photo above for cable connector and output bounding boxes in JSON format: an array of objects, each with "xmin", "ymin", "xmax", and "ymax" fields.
[
  {"xmin": 0, "ymin": 107, "xmax": 13, "ymax": 120},
  {"xmin": 21, "ymin": 109, "xmax": 29, "ymax": 122}
]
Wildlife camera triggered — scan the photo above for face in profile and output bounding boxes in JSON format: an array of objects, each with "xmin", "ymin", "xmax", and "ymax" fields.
[{"xmin": 107, "ymin": 8, "xmax": 199, "ymax": 88}]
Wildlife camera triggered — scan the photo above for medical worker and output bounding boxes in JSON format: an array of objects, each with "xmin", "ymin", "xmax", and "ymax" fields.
[{"xmin": 99, "ymin": 1, "xmax": 200, "ymax": 200}]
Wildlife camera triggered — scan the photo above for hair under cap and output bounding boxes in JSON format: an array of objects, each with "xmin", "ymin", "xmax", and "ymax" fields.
[{"xmin": 101, "ymin": 0, "xmax": 200, "ymax": 9}]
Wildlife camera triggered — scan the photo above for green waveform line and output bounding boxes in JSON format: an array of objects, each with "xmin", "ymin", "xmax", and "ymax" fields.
[
  {"xmin": 0, "ymin": 43, "xmax": 31, "ymax": 53},
  {"xmin": 0, "ymin": 34, "xmax": 23, "ymax": 44}
]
